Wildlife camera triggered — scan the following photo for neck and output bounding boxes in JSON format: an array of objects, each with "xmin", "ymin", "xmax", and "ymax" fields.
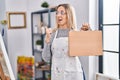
[{"xmin": 59, "ymin": 24, "xmax": 68, "ymax": 29}]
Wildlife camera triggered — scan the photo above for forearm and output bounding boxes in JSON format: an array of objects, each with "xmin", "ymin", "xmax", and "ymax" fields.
[
  {"xmin": 42, "ymin": 31, "xmax": 55, "ymax": 62},
  {"xmin": 42, "ymin": 42, "xmax": 51, "ymax": 63}
]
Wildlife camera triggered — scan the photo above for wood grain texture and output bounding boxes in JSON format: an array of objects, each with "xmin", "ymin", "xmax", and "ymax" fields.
[
  {"xmin": 69, "ymin": 31, "xmax": 103, "ymax": 56},
  {"xmin": 0, "ymin": 63, "xmax": 5, "ymax": 80}
]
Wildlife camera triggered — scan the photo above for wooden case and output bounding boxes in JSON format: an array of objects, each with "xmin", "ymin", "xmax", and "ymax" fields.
[{"xmin": 69, "ymin": 31, "xmax": 103, "ymax": 56}]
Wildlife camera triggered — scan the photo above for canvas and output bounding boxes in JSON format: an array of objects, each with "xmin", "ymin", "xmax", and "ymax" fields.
[{"xmin": 0, "ymin": 34, "xmax": 15, "ymax": 80}]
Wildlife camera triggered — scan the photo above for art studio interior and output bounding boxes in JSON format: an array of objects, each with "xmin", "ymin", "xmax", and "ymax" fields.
[{"xmin": 0, "ymin": 0, "xmax": 119, "ymax": 80}]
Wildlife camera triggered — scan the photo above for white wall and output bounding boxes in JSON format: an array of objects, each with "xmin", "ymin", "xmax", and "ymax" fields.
[
  {"xmin": 27, "ymin": 0, "xmax": 89, "ymax": 28},
  {"xmin": 5, "ymin": 0, "xmax": 32, "ymax": 79},
  {"xmin": 88, "ymin": 0, "xmax": 99, "ymax": 80},
  {"xmin": 0, "ymin": 0, "xmax": 8, "ymax": 50}
]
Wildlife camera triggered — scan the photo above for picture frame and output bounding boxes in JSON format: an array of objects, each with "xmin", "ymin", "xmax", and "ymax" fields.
[{"xmin": 7, "ymin": 12, "xmax": 26, "ymax": 29}]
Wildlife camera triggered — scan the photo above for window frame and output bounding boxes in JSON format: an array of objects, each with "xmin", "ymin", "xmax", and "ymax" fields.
[{"xmin": 98, "ymin": 0, "xmax": 120, "ymax": 78}]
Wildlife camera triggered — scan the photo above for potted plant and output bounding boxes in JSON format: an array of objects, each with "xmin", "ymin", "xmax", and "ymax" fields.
[
  {"xmin": 36, "ymin": 40, "xmax": 42, "ymax": 50},
  {"xmin": 0, "ymin": 20, "xmax": 7, "ymax": 25},
  {"xmin": 41, "ymin": 1, "xmax": 49, "ymax": 8},
  {"xmin": 47, "ymin": 74, "xmax": 51, "ymax": 80}
]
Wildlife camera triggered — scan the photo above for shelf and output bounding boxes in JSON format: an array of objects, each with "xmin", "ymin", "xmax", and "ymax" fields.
[
  {"xmin": 33, "ymin": 33, "xmax": 41, "ymax": 36},
  {"xmin": 36, "ymin": 65, "xmax": 50, "ymax": 71},
  {"xmin": 31, "ymin": 8, "xmax": 55, "ymax": 80},
  {"xmin": 34, "ymin": 49, "xmax": 42, "ymax": 53},
  {"xmin": 35, "ymin": 77, "xmax": 48, "ymax": 80},
  {"xmin": 32, "ymin": 8, "xmax": 55, "ymax": 14}
]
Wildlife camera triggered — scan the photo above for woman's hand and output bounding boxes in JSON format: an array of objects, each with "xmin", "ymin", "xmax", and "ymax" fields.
[
  {"xmin": 45, "ymin": 27, "xmax": 52, "ymax": 43},
  {"xmin": 80, "ymin": 23, "xmax": 91, "ymax": 31}
]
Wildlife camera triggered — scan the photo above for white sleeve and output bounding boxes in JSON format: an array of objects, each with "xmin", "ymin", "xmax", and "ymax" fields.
[
  {"xmin": 42, "ymin": 31, "xmax": 55, "ymax": 63},
  {"xmin": 42, "ymin": 42, "xmax": 51, "ymax": 63}
]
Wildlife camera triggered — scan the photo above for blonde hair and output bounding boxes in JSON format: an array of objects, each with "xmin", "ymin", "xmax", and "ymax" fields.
[{"xmin": 55, "ymin": 4, "xmax": 77, "ymax": 30}]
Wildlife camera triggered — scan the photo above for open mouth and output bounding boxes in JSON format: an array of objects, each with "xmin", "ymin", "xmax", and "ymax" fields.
[{"xmin": 58, "ymin": 18, "xmax": 63, "ymax": 22}]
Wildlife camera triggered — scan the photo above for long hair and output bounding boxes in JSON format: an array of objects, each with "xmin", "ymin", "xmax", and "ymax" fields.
[{"xmin": 55, "ymin": 4, "xmax": 77, "ymax": 30}]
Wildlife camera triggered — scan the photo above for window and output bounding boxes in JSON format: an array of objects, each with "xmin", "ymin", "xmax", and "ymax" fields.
[{"xmin": 99, "ymin": 0, "xmax": 120, "ymax": 79}]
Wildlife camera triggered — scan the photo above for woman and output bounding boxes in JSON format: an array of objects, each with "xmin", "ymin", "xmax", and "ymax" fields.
[{"xmin": 42, "ymin": 4, "xmax": 89, "ymax": 80}]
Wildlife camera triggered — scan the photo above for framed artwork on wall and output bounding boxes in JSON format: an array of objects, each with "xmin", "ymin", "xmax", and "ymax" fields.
[{"xmin": 7, "ymin": 12, "xmax": 26, "ymax": 29}]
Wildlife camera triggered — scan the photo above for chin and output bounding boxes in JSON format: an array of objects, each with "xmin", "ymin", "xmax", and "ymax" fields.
[{"xmin": 58, "ymin": 23, "xmax": 64, "ymax": 25}]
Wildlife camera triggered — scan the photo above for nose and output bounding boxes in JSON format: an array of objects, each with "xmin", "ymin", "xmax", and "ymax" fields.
[{"xmin": 56, "ymin": 15, "xmax": 62, "ymax": 20}]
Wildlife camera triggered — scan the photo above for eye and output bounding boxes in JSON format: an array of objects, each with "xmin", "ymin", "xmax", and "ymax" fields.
[
  {"xmin": 61, "ymin": 11, "xmax": 64, "ymax": 15},
  {"xmin": 61, "ymin": 11, "xmax": 66, "ymax": 15},
  {"xmin": 56, "ymin": 11, "xmax": 66, "ymax": 15}
]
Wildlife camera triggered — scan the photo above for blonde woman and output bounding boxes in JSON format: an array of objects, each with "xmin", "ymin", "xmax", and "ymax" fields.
[{"xmin": 42, "ymin": 4, "xmax": 89, "ymax": 80}]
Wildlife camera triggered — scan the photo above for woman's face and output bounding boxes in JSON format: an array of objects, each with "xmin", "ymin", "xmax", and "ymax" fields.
[{"xmin": 56, "ymin": 6, "xmax": 68, "ymax": 28}]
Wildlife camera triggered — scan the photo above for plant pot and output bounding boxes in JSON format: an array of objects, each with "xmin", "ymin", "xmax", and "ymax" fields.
[
  {"xmin": 41, "ymin": 26, "xmax": 45, "ymax": 34},
  {"xmin": 47, "ymin": 77, "xmax": 50, "ymax": 80},
  {"xmin": 34, "ymin": 25, "xmax": 38, "ymax": 33},
  {"xmin": 47, "ymin": 74, "xmax": 51, "ymax": 80},
  {"xmin": 36, "ymin": 45, "xmax": 41, "ymax": 50}
]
